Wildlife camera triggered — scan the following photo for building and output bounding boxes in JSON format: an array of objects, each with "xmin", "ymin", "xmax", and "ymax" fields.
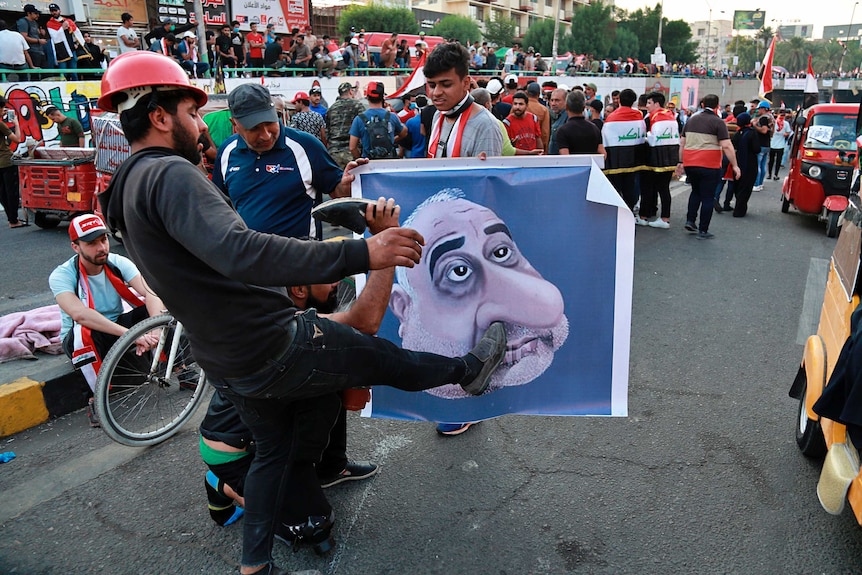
[
  {"xmin": 690, "ymin": 18, "xmax": 733, "ymax": 69},
  {"xmin": 777, "ymin": 24, "xmax": 814, "ymax": 40},
  {"xmin": 409, "ymin": 0, "xmax": 587, "ymax": 38},
  {"xmin": 823, "ymin": 23, "xmax": 862, "ymax": 42}
]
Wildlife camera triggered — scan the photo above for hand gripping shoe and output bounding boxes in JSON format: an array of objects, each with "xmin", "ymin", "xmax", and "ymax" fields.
[{"xmin": 460, "ymin": 322, "xmax": 507, "ymax": 396}]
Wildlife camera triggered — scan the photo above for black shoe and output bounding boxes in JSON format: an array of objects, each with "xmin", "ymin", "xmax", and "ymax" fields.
[
  {"xmin": 714, "ymin": 203, "xmax": 723, "ymax": 213},
  {"xmin": 722, "ymin": 204, "xmax": 733, "ymax": 212},
  {"xmin": 460, "ymin": 322, "xmax": 506, "ymax": 396},
  {"xmin": 320, "ymin": 461, "xmax": 379, "ymax": 488},
  {"xmin": 87, "ymin": 397, "xmax": 100, "ymax": 428},
  {"xmin": 275, "ymin": 511, "xmax": 335, "ymax": 555},
  {"xmin": 696, "ymin": 231, "xmax": 715, "ymax": 240},
  {"xmin": 684, "ymin": 221, "xmax": 697, "ymax": 232}
]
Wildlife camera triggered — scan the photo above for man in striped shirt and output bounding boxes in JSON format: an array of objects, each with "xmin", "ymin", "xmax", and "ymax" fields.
[{"xmin": 678, "ymin": 94, "xmax": 740, "ymax": 240}]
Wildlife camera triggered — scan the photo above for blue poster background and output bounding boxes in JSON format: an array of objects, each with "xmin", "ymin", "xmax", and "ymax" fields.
[{"xmin": 360, "ymin": 163, "xmax": 623, "ymax": 422}]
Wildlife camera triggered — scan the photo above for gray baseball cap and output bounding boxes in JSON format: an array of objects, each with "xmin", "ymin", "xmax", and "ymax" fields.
[{"xmin": 228, "ymin": 84, "xmax": 278, "ymax": 129}]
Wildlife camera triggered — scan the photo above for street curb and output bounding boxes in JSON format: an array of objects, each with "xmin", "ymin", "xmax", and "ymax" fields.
[{"xmin": 0, "ymin": 359, "xmax": 88, "ymax": 437}]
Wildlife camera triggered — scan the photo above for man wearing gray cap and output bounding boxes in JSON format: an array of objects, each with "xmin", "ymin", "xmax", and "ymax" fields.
[{"xmin": 213, "ymin": 83, "xmax": 349, "ymax": 239}]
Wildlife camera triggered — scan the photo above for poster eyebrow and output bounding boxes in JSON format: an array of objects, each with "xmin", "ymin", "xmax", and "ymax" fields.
[
  {"xmin": 429, "ymin": 236, "xmax": 465, "ymax": 279},
  {"xmin": 484, "ymin": 223, "xmax": 511, "ymax": 238}
]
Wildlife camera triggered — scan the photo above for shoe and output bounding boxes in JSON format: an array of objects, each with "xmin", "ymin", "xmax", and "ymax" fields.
[
  {"xmin": 275, "ymin": 511, "xmax": 335, "ymax": 555},
  {"xmin": 634, "ymin": 215, "xmax": 650, "ymax": 226},
  {"xmin": 713, "ymin": 203, "xmax": 723, "ymax": 214},
  {"xmin": 696, "ymin": 231, "xmax": 715, "ymax": 240},
  {"xmin": 436, "ymin": 422, "xmax": 475, "ymax": 436},
  {"xmin": 648, "ymin": 218, "xmax": 670, "ymax": 229},
  {"xmin": 684, "ymin": 221, "xmax": 697, "ymax": 232},
  {"xmin": 86, "ymin": 397, "xmax": 100, "ymax": 428},
  {"xmin": 722, "ymin": 204, "xmax": 733, "ymax": 212},
  {"xmin": 773, "ymin": 175, "xmax": 780, "ymax": 180},
  {"xmin": 460, "ymin": 322, "xmax": 506, "ymax": 396},
  {"xmin": 753, "ymin": 185, "xmax": 763, "ymax": 192},
  {"xmin": 319, "ymin": 461, "xmax": 379, "ymax": 488}
]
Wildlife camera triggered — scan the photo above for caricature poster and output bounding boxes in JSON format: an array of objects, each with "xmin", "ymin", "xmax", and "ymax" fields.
[{"xmin": 351, "ymin": 156, "xmax": 631, "ymax": 422}]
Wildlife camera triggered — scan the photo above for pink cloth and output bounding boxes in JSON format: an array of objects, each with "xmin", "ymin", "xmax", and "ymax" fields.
[{"xmin": 0, "ymin": 304, "xmax": 63, "ymax": 362}]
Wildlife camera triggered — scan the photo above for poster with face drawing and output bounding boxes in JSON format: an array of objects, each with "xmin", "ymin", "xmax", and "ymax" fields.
[{"xmin": 350, "ymin": 156, "xmax": 632, "ymax": 422}]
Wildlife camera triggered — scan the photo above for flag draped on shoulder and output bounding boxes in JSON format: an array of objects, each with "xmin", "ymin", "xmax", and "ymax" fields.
[
  {"xmin": 758, "ymin": 36, "xmax": 776, "ymax": 103},
  {"xmin": 645, "ymin": 108, "xmax": 680, "ymax": 171},
  {"xmin": 601, "ymin": 107, "xmax": 647, "ymax": 174}
]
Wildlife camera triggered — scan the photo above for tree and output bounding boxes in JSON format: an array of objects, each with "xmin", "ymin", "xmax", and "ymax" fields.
[
  {"xmin": 432, "ymin": 14, "xmax": 481, "ymax": 45},
  {"xmin": 336, "ymin": 4, "xmax": 419, "ymax": 38},
  {"xmin": 568, "ymin": 0, "xmax": 614, "ymax": 57},
  {"xmin": 522, "ymin": 18, "xmax": 558, "ymax": 56},
  {"xmin": 727, "ymin": 35, "xmax": 756, "ymax": 72},
  {"xmin": 609, "ymin": 27, "xmax": 639, "ymax": 61},
  {"xmin": 775, "ymin": 36, "xmax": 809, "ymax": 74},
  {"xmin": 483, "ymin": 15, "xmax": 518, "ymax": 48},
  {"xmin": 660, "ymin": 20, "xmax": 697, "ymax": 64}
]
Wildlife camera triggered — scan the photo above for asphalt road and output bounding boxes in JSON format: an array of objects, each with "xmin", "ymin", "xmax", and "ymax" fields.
[{"xmin": 1, "ymin": 178, "xmax": 860, "ymax": 575}]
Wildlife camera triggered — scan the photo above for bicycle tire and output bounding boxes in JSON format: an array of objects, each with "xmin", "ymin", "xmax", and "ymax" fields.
[{"xmin": 94, "ymin": 314, "xmax": 208, "ymax": 447}]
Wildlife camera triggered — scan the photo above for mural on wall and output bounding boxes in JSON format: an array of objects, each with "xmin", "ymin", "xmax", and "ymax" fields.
[{"xmin": 0, "ymin": 81, "xmax": 101, "ymax": 150}]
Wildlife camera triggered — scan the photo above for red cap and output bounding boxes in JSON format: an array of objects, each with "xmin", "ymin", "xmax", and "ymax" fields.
[
  {"xmin": 365, "ymin": 81, "xmax": 385, "ymax": 99},
  {"xmin": 292, "ymin": 91, "xmax": 310, "ymax": 104},
  {"xmin": 69, "ymin": 214, "xmax": 108, "ymax": 242}
]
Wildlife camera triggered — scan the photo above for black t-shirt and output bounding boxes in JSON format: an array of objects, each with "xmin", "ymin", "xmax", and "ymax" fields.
[
  {"xmin": 757, "ymin": 114, "xmax": 773, "ymax": 147},
  {"xmin": 264, "ymin": 42, "xmax": 283, "ymax": 66},
  {"xmin": 555, "ymin": 115, "xmax": 602, "ymax": 154},
  {"xmin": 215, "ymin": 34, "xmax": 234, "ymax": 61}
]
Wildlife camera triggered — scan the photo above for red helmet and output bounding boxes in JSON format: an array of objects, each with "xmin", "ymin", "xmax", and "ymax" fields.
[{"xmin": 97, "ymin": 51, "xmax": 207, "ymax": 112}]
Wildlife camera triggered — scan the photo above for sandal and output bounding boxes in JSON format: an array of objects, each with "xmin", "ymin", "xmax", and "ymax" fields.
[{"xmin": 9, "ymin": 220, "xmax": 29, "ymax": 228}]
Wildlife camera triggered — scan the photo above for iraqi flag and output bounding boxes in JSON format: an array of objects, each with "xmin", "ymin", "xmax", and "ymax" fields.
[
  {"xmin": 389, "ymin": 55, "xmax": 427, "ymax": 99},
  {"xmin": 803, "ymin": 54, "xmax": 820, "ymax": 108},
  {"xmin": 757, "ymin": 36, "xmax": 776, "ymax": 103}
]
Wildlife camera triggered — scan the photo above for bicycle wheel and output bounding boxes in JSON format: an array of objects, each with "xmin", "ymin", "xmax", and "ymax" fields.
[{"xmin": 94, "ymin": 314, "xmax": 208, "ymax": 447}]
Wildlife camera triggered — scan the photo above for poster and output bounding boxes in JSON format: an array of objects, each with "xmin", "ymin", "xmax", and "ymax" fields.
[
  {"xmin": 350, "ymin": 156, "xmax": 632, "ymax": 423},
  {"xmin": 229, "ymin": 0, "xmax": 309, "ymax": 33}
]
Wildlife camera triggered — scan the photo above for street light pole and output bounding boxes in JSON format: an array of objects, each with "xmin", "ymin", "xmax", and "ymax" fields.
[
  {"xmin": 839, "ymin": 1, "xmax": 858, "ymax": 75},
  {"xmin": 706, "ymin": 7, "xmax": 712, "ymax": 69}
]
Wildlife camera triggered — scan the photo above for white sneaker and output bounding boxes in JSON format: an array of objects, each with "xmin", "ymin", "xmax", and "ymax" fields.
[
  {"xmin": 634, "ymin": 216, "xmax": 650, "ymax": 226},
  {"xmin": 753, "ymin": 185, "xmax": 763, "ymax": 192},
  {"xmin": 648, "ymin": 218, "xmax": 670, "ymax": 229}
]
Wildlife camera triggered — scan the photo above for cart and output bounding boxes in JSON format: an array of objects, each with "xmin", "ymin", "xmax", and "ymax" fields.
[{"xmin": 13, "ymin": 147, "xmax": 97, "ymax": 228}]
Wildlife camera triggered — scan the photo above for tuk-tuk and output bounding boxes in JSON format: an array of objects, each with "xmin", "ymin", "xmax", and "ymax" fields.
[
  {"xmin": 13, "ymin": 147, "xmax": 97, "ymax": 228},
  {"xmin": 790, "ymin": 198, "xmax": 862, "ymax": 523},
  {"xmin": 781, "ymin": 103, "xmax": 859, "ymax": 237}
]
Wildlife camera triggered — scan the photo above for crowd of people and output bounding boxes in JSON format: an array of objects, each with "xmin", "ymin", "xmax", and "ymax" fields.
[{"xmin": 41, "ymin": 35, "xmax": 797, "ymax": 575}]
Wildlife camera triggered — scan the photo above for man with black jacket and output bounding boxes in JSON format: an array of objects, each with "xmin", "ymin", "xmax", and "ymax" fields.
[{"xmin": 98, "ymin": 51, "xmax": 506, "ymax": 575}]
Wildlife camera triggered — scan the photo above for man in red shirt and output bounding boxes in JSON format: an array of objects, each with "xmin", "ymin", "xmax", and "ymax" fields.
[
  {"xmin": 503, "ymin": 92, "xmax": 543, "ymax": 153},
  {"xmin": 245, "ymin": 21, "xmax": 265, "ymax": 76}
]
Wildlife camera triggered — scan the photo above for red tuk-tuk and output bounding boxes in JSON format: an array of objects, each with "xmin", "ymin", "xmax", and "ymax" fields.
[
  {"xmin": 781, "ymin": 103, "xmax": 859, "ymax": 237},
  {"xmin": 14, "ymin": 147, "xmax": 97, "ymax": 228}
]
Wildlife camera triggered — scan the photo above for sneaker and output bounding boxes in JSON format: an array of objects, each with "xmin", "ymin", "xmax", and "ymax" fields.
[
  {"xmin": 634, "ymin": 215, "xmax": 650, "ymax": 226},
  {"xmin": 319, "ymin": 461, "xmax": 379, "ymax": 488},
  {"xmin": 684, "ymin": 221, "xmax": 697, "ymax": 232},
  {"xmin": 773, "ymin": 175, "xmax": 780, "ymax": 180},
  {"xmin": 753, "ymin": 185, "xmax": 763, "ymax": 192},
  {"xmin": 648, "ymin": 218, "xmax": 670, "ymax": 229},
  {"xmin": 275, "ymin": 511, "xmax": 335, "ymax": 555},
  {"xmin": 696, "ymin": 231, "xmax": 715, "ymax": 240},
  {"xmin": 714, "ymin": 203, "xmax": 723, "ymax": 214},
  {"xmin": 460, "ymin": 322, "xmax": 506, "ymax": 396},
  {"xmin": 436, "ymin": 422, "xmax": 475, "ymax": 436},
  {"xmin": 86, "ymin": 397, "xmax": 100, "ymax": 428}
]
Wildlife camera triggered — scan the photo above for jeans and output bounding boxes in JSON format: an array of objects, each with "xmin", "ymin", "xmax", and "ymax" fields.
[
  {"xmin": 56, "ymin": 56, "xmax": 77, "ymax": 80},
  {"xmin": 684, "ymin": 166, "xmax": 721, "ymax": 232},
  {"xmin": 754, "ymin": 145, "xmax": 769, "ymax": 187},
  {"xmin": 208, "ymin": 309, "xmax": 467, "ymax": 569},
  {"xmin": 639, "ymin": 170, "xmax": 672, "ymax": 219}
]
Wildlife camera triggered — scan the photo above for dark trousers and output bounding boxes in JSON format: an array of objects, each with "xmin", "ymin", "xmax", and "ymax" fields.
[
  {"xmin": 733, "ymin": 172, "xmax": 757, "ymax": 217},
  {"xmin": 209, "ymin": 309, "xmax": 467, "ymax": 568},
  {"xmin": 0, "ymin": 165, "xmax": 19, "ymax": 224},
  {"xmin": 684, "ymin": 166, "xmax": 721, "ymax": 232},
  {"xmin": 768, "ymin": 148, "xmax": 784, "ymax": 177},
  {"xmin": 639, "ymin": 170, "xmax": 673, "ymax": 219},
  {"xmin": 607, "ymin": 172, "xmax": 639, "ymax": 210}
]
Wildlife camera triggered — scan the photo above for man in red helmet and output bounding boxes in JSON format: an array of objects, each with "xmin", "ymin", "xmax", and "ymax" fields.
[{"xmin": 97, "ymin": 51, "xmax": 506, "ymax": 575}]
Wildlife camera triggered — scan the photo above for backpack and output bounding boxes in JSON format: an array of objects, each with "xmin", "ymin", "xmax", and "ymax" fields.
[{"xmin": 360, "ymin": 111, "xmax": 396, "ymax": 159}]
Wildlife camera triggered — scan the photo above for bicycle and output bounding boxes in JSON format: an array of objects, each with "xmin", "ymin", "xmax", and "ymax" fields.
[{"xmin": 94, "ymin": 314, "xmax": 209, "ymax": 447}]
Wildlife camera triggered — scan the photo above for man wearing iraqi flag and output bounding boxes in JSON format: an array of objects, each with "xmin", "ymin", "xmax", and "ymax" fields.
[{"xmin": 601, "ymin": 88, "xmax": 647, "ymax": 211}]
